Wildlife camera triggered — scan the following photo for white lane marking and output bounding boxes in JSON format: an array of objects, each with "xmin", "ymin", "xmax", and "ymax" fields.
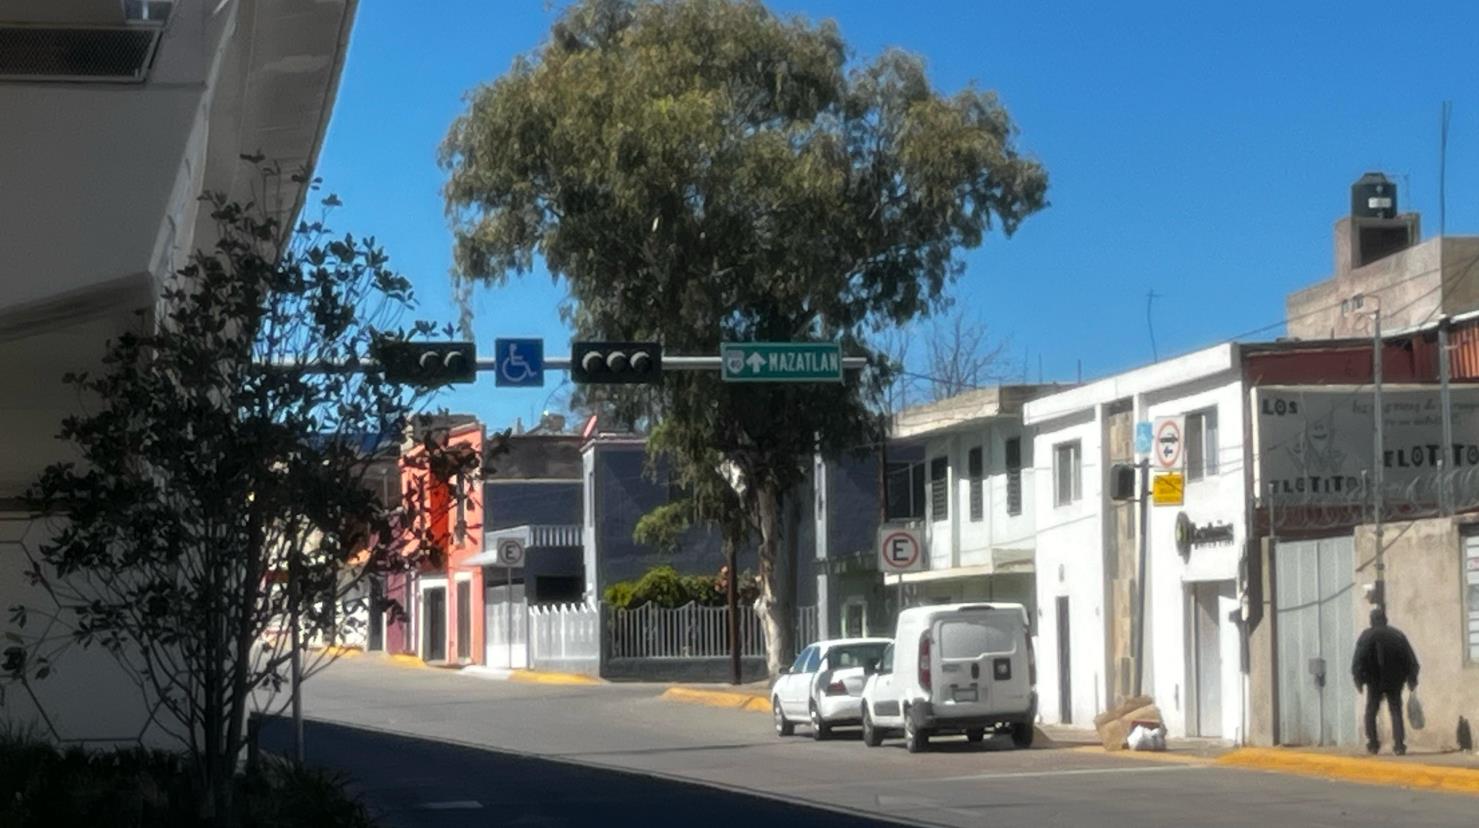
[
  {"xmin": 781, "ymin": 763, "xmax": 1205, "ymax": 793},
  {"xmin": 415, "ymin": 801, "xmax": 484, "ymax": 810}
]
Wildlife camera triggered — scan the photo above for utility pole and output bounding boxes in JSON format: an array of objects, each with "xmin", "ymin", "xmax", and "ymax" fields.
[
  {"xmin": 1439, "ymin": 316, "xmax": 1455, "ymax": 516},
  {"xmin": 288, "ymin": 558, "xmax": 304, "ymax": 765},
  {"xmin": 1132, "ymin": 458, "xmax": 1150, "ymax": 697},
  {"xmin": 1371, "ymin": 304, "xmax": 1386, "ymax": 611},
  {"xmin": 726, "ymin": 538, "xmax": 740, "ymax": 685}
]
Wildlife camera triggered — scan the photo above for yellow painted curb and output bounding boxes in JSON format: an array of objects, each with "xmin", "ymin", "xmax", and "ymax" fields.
[
  {"xmin": 318, "ymin": 645, "xmax": 363, "ymax": 658},
  {"xmin": 387, "ymin": 653, "xmax": 427, "ymax": 668},
  {"xmin": 661, "ymin": 686, "xmax": 770, "ymax": 711},
  {"xmin": 1216, "ymin": 747, "xmax": 1479, "ymax": 796},
  {"xmin": 506, "ymin": 669, "xmax": 602, "ymax": 686},
  {"xmin": 1065, "ymin": 745, "xmax": 1212, "ymax": 766}
]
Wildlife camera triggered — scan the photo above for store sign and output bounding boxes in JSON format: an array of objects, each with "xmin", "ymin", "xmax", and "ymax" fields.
[
  {"xmin": 1254, "ymin": 386, "xmax": 1479, "ymax": 504},
  {"xmin": 1174, "ymin": 512, "xmax": 1236, "ymax": 559}
]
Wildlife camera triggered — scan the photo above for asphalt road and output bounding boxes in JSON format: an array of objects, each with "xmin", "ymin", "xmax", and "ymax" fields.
[{"xmin": 285, "ymin": 658, "xmax": 1477, "ymax": 828}]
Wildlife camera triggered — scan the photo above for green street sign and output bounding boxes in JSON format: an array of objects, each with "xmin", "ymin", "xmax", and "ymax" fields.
[{"xmin": 721, "ymin": 342, "xmax": 842, "ymax": 383}]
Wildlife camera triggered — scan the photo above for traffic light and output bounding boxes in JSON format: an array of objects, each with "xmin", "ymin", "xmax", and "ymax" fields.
[
  {"xmin": 571, "ymin": 341, "xmax": 662, "ymax": 384},
  {"xmin": 373, "ymin": 339, "xmax": 477, "ymax": 386}
]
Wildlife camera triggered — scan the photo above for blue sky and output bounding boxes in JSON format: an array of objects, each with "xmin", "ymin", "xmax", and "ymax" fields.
[{"xmin": 315, "ymin": 0, "xmax": 1479, "ymax": 429}]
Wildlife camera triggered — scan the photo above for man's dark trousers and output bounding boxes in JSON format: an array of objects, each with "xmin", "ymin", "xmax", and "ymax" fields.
[{"xmin": 1364, "ymin": 685, "xmax": 1404, "ymax": 751}]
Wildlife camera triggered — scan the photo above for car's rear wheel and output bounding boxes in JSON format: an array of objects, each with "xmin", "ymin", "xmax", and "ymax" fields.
[
  {"xmin": 773, "ymin": 698, "xmax": 794, "ymax": 737},
  {"xmin": 809, "ymin": 701, "xmax": 831, "ymax": 741},
  {"xmin": 904, "ymin": 715, "xmax": 930, "ymax": 753},
  {"xmin": 862, "ymin": 706, "xmax": 883, "ymax": 747},
  {"xmin": 966, "ymin": 728, "xmax": 985, "ymax": 743},
  {"xmin": 1010, "ymin": 721, "xmax": 1035, "ymax": 748}
]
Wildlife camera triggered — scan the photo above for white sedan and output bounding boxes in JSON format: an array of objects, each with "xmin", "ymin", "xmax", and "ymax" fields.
[{"xmin": 771, "ymin": 637, "xmax": 891, "ymax": 740}]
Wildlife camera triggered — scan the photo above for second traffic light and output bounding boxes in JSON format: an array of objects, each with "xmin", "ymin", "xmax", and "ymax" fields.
[
  {"xmin": 571, "ymin": 341, "xmax": 662, "ymax": 384},
  {"xmin": 374, "ymin": 339, "xmax": 477, "ymax": 387}
]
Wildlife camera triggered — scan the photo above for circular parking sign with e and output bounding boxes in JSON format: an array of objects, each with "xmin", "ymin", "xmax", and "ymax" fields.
[
  {"xmin": 497, "ymin": 538, "xmax": 525, "ymax": 567},
  {"xmin": 879, "ymin": 529, "xmax": 922, "ymax": 573}
]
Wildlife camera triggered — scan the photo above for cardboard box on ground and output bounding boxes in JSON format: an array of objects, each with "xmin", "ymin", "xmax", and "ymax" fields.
[{"xmin": 1092, "ymin": 695, "xmax": 1166, "ymax": 751}]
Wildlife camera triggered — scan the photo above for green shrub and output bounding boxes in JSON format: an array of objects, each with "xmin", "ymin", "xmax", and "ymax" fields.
[{"xmin": 604, "ymin": 564, "xmax": 737, "ymax": 609}]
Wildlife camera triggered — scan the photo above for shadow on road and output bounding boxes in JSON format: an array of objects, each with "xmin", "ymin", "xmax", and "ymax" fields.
[{"xmin": 259, "ymin": 717, "xmax": 899, "ymax": 828}]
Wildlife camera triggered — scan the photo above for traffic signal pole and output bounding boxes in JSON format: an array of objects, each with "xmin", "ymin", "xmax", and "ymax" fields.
[
  {"xmin": 282, "ymin": 354, "xmax": 870, "ymax": 375},
  {"xmin": 476, "ymin": 355, "xmax": 870, "ymax": 371}
]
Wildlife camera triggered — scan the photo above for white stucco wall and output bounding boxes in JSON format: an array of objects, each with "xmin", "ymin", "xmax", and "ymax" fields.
[
  {"xmin": 1025, "ymin": 344, "xmax": 1249, "ymax": 739},
  {"xmin": 1142, "ymin": 372, "xmax": 1249, "ymax": 740},
  {"xmin": 920, "ymin": 421, "xmax": 1037, "ymax": 571},
  {"xmin": 1030, "ymin": 408, "xmax": 1105, "ymax": 726}
]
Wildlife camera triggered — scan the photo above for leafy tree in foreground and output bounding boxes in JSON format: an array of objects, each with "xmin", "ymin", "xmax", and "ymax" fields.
[
  {"xmin": 441, "ymin": 0, "xmax": 1047, "ymax": 674},
  {"xmin": 10, "ymin": 164, "xmax": 467, "ymax": 824}
]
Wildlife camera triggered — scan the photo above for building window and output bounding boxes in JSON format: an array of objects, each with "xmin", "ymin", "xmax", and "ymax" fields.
[
  {"xmin": 968, "ymin": 447, "xmax": 984, "ymax": 522},
  {"xmin": 1465, "ymin": 534, "xmax": 1479, "ymax": 663},
  {"xmin": 930, "ymin": 457, "xmax": 948, "ymax": 521},
  {"xmin": 885, "ymin": 461, "xmax": 926, "ymax": 520},
  {"xmin": 1005, "ymin": 437, "xmax": 1022, "ymax": 516},
  {"xmin": 1054, "ymin": 440, "xmax": 1082, "ymax": 506},
  {"xmin": 455, "ymin": 472, "xmax": 471, "ymax": 544},
  {"xmin": 843, "ymin": 601, "xmax": 866, "ymax": 637},
  {"xmin": 1185, "ymin": 409, "xmax": 1219, "ymax": 481}
]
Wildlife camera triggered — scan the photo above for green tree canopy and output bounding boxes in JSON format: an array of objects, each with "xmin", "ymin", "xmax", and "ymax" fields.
[{"xmin": 441, "ymin": 0, "xmax": 1047, "ymax": 673}]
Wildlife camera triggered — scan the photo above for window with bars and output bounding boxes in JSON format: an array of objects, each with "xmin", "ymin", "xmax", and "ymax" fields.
[
  {"xmin": 1465, "ymin": 533, "xmax": 1479, "ymax": 663},
  {"xmin": 968, "ymin": 447, "xmax": 984, "ymax": 522},
  {"xmin": 1005, "ymin": 437, "xmax": 1023, "ymax": 516},
  {"xmin": 1186, "ymin": 409, "xmax": 1219, "ymax": 481},
  {"xmin": 1054, "ymin": 440, "xmax": 1082, "ymax": 506},
  {"xmin": 930, "ymin": 457, "xmax": 948, "ymax": 521}
]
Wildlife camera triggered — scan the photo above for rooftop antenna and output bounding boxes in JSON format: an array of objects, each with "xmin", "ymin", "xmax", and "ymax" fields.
[
  {"xmin": 1146, "ymin": 289, "xmax": 1161, "ymax": 362},
  {"xmin": 1440, "ymin": 100, "xmax": 1453, "ymax": 237}
]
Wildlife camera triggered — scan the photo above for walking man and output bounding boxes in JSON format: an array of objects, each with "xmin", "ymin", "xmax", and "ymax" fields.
[{"xmin": 1351, "ymin": 608, "xmax": 1420, "ymax": 755}]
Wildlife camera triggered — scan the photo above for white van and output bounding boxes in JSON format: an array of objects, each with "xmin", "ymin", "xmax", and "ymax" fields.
[{"xmin": 859, "ymin": 602, "xmax": 1036, "ymax": 752}]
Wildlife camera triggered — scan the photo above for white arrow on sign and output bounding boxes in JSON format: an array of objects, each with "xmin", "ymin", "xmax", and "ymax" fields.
[{"xmin": 745, "ymin": 352, "xmax": 765, "ymax": 373}]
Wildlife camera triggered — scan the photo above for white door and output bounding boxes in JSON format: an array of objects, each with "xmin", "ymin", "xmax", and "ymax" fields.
[
  {"xmin": 781, "ymin": 646, "xmax": 817, "ymax": 717},
  {"xmin": 1189, "ymin": 581, "xmax": 1231, "ymax": 738},
  {"xmin": 868, "ymin": 644, "xmax": 905, "ymax": 728},
  {"xmin": 932, "ymin": 609, "xmax": 1029, "ymax": 716}
]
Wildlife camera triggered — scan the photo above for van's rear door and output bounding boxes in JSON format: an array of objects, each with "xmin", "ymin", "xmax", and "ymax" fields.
[{"xmin": 931, "ymin": 607, "xmax": 1029, "ymax": 716}]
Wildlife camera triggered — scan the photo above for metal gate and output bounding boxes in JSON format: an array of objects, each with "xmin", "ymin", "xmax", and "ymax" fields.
[{"xmin": 1275, "ymin": 537, "xmax": 1357, "ymax": 746}]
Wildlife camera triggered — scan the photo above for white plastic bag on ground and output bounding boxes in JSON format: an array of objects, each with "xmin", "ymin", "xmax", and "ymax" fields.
[{"xmin": 1127, "ymin": 724, "xmax": 1167, "ymax": 751}]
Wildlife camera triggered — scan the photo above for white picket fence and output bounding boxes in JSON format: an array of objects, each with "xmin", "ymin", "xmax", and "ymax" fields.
[
  {"xmin": 528, "ymin": 602, "xmax": 600, "ymax": 673},
  {"xmin": 608, "ymin": 602, "xmax": 821, "ymax": 659}
]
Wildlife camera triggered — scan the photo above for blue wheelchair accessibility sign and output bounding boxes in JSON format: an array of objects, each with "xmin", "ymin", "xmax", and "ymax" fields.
[{"xmin": 494, "ymin": 338, "xmax": 543, "ymax": 387}]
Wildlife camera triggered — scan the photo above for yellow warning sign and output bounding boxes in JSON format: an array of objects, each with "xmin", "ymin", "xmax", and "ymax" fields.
[{"xmin": 1152, "ymin": 473, "xmax": 1184, "ymax": 506}]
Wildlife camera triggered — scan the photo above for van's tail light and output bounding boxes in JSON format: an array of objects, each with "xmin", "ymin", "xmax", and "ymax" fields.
[
  {"xmin": 824, "ymin": 679, "xmax": 848, "ymax": 696},
  {"xmin": 1027, "ymin": 636, "xmax": 1038, "ymax": 686},
  {"xmin": 919, "ymin": 632, "xmax": 932, "ymax": 692}
]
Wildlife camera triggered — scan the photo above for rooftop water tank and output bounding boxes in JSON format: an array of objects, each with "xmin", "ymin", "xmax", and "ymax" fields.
[{"xmin": 1352, "ymin": 172, "xmax": 1397, "ymax": 220}]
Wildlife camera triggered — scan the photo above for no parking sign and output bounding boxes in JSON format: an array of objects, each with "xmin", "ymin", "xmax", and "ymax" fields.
[{"xmin": 878, "ymin": 527, "xmax": 924, "ymax": 574}]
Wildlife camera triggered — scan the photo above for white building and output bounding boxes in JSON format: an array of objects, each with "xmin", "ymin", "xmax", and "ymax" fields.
[
  {"xmin": 0, "ymin": 0, "xmax": 355, "ymax": 743},
  {"xmin": 1025, "ymin": 344, "xmax": 1249, "ymax": 741},
  {"xmin": 888, "ymin": 386, "xmax": 1063, "ymax": 614}
]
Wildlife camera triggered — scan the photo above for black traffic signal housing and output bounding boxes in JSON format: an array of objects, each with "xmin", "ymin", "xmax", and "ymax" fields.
[
  {"xmin": 1108, "ymin": 463, "xmax": 1138, "ymax": 501},
  {"xmin": 571, "ymin": 341, "xmax": 662, "ymax": 384},
  {"xmin": 374, "ymin": 339, "xmax": 477, "ymax": 387}
]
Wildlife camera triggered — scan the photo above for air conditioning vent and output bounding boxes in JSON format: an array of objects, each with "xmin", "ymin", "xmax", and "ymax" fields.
[{"xmin": 0, "ymin": 24, "xmax": 164, "ymax": 83}]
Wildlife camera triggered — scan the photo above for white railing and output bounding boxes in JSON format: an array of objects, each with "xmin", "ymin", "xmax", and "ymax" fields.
[
  {"xmin": 485, "ymin": 598, "xmax": 528, "ymax": 669},
  {"xmin": 528, "ymin": 602, "xmax": 600, "ymax": 670},
  {"xmin": 796, "ymin": 604, "xmax": 820, "ymax": 648},
  {"xmin": 607, "ymin": 602, "xmax": 822, "ymax": 659}
]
